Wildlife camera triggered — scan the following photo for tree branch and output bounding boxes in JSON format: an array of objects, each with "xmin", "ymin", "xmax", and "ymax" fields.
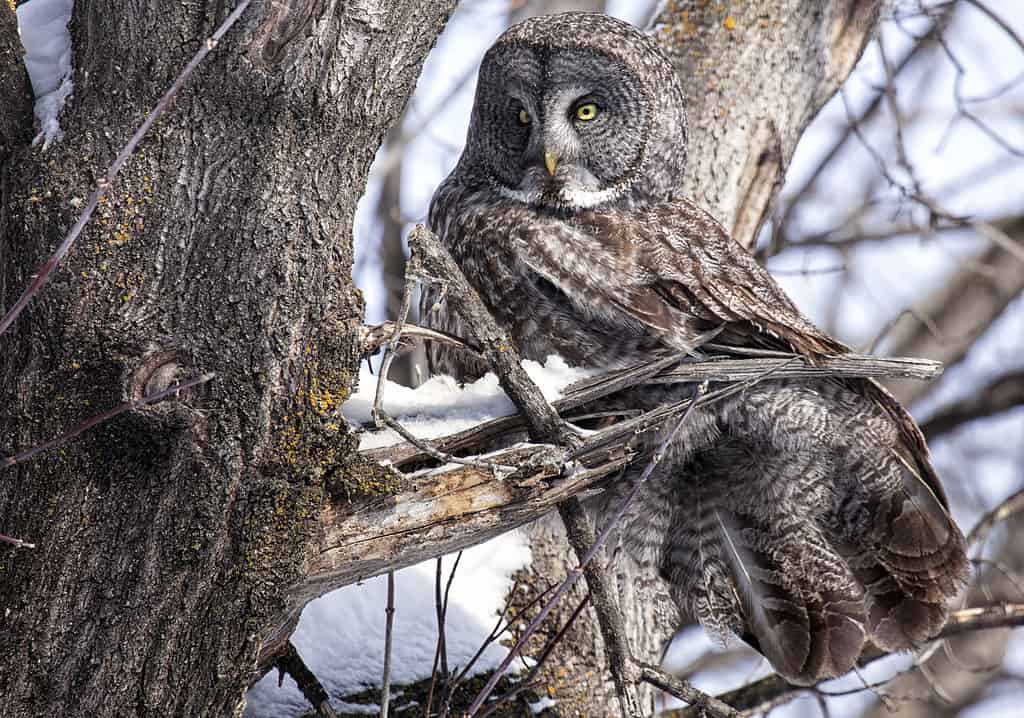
[
  {"xmin": 885, "ymin": 216, "xmax": 1024, "ymax": 404},
  {"xmin": 274, "ymin": 641, "xmax": 338, "ymax": 718},
  {"xmin": 409, "ymin": 225, "xmax": 578, "ymax": 448},
  {"xmin": 0, "ymin": 0, "xmax": 253, "ymax": 338},
  {"xmin": 670, "ymin": 603, "xmax": 1024, "ymax": 718},
  {"xmin": 360, "ymin": 350, "xmax": 942, "ymax": 471},
  {"xmin": 920, "ymin": 370, "xmax": 1024, "ymax": 440}
]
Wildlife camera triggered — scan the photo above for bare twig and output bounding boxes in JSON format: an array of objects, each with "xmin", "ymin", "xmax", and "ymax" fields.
[
  {"xmin": 360, "ymin": 321, "xmax": 481, "ymax": 359},
  {"xmin": 0, "ymin": 1, "xmax": 252, "ymax": 338},
  {"xmin": 767, "ymin": 6, "xmax": 953, "ymax": 257},
  {"xmin": 558, "ymin": 498, "xmax": 644, "ymax": 717},
  {"xmin": 378, "ymin": 413, "xmax": 515, "ymax": 473},
  {"xmin": 441, "ymin": 580, "xmax": 561, "ymax": 717},
  {"xmin": 380, "ymin": 571, "xmax": 395, "ymax": 718},
  {"xmin": 409, "ymin": 225, "xmax": 578, "ymax": 448},
  {"xmin": 373, "ymin": 271, "xmax": 418, "ymax": 428},
  {"xmin": 0, "ymin": 533, "xmax": 36, "ymax": 549},
  {"xmin": 1, "ymin": 372, "xmax": 215, "ymax": 470},
  {"xmin": 425, "ymin": 552, "xmax": 462, "ymax": 718},
  {"xmin": 476, "ymin": 594, "xmax": 592, "ymax": 718},
  {"xmin": 963, "ymin": 0, "xmax": 1024, "ymax": 62},
  {"xmin": 966, "ymin": 488, "xmax": 1024, "ymax": 551},
  {"xmin": 921, "ymin": 371, "xmax": 1024, "ymax": 440},
  {"xmin": 466, "ymin": 393, "xmax": 715, "ymax": 717},
  {"xmin": 274, "ymin": 641, "xmax": 338, "ymax": 718},
  {"xmin": 362, "ymin": 351, "xmax": 941, "ymax": 471},
  {"xmin": 640, "ymin": 664, "xmax": 742, "ymax": 718}
]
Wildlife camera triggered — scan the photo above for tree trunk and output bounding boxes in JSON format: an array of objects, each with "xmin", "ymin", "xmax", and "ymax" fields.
[
  {"xmin": 0, "ymin": 2, "xmax": 453, "ymax": 715},
  {"xmin": 0, "ymin": 2, "xmax": 32, "ymax": 161},
  {"xmin": 664, "ymin": 1, "xmax": 881, "ymax": 250}
]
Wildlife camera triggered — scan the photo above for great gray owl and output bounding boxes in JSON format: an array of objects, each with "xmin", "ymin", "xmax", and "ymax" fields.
[{"xmin": 421, "ymin": 12, "xmax": 968, "ymax": 686}]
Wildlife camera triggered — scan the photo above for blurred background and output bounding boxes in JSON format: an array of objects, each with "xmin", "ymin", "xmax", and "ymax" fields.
[{"xmin": 345, "ymin": 0, "xmax": 1024, "ymax": 715}]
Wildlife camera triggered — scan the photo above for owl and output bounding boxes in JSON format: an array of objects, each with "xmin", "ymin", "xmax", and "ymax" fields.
[{"xmin": 421, "ymin": 12, "xmax": 968, "ymax": 686}]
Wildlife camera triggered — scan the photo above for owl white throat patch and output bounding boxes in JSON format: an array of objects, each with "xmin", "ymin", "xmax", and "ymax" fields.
[{"xmin": 497, "ymin": 183, "xmax": 622, "ymax": 209}]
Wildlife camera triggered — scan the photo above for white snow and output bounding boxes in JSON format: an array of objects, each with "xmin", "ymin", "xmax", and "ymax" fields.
[
  {"xmin": 332, "ymin": 699, "xmax": 380, "ymax": 715},
  {"xmin": 247, "ymin": 356, "xmax": 591, "ymax": 717},
  {"xmin": 345, "ymin": 355, "xmax": 596, "ymax": 450},
  {"xmin": 245, "ymin": 531, "xmax": 533, "ymax": 717},
  {"xmin": 16, "ymin": 0, "xmax": 74, "ymax": 148},
  {"xmin": 527, "ymin": 696, "xmax": 557, "ymax": 714}
]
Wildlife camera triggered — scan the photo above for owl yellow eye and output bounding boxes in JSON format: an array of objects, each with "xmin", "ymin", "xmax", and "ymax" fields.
[
  {"xmin": 518, "ymin": 109, "xmax": 530, "ymax": 125},
  {"xmin": 575, "ymin": 102, "xmax": 599, "ymax": 121}
]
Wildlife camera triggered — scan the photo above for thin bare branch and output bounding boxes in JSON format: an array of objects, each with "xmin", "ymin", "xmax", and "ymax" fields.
[
  {"xmin": 362, "ymin": 351, "xmax": 941, "ymax": 471},
  {"xmin": 409, "ymin": 225, "xmax": 579, "ymax": 448},
  {"xmin": 380, "ymin": 571, "xmax": 395, "ymax": 718},
  {"xmin": 921, "ymin": 371, "xmax": 1024, "ymax": 440},
  {"xmin": 0, "ymin": 532, "xmax": 36, "ymax": 549},
  {"xmin": 671, "ymin": 603, "xmax": 1024, "ymax": 718},
  {"xmin": 476, "ymin": 594, "xmax": 591, "ymax": 718},
  {"xmin": 467, "ymin": 393, "xmax": 721, "ymax": 717},
  {"xmin": 966, "ymin": 488, "xmax": 1024, "ymax": 551},
  {"xmin": 274, "ymin": 641, "xmax": 338, "ymax": 718}
]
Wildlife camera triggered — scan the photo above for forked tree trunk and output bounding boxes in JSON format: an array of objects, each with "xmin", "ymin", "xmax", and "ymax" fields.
[
  {"xmin": 0, "ymin": 1, "xmax": 881, "ymax": 716},
  {"xmin": 0, "ymin": 2, "xmax": 453, "ymax": 715}
]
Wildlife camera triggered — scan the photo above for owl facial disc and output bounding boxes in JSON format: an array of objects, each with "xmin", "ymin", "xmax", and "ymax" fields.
[{"xmin": 457, "ymin": 12, "xmax": 689, "ymax": 212}]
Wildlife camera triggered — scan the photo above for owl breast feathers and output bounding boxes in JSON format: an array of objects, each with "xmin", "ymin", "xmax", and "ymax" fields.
[{"xmin": 422, "ymin": 11, "xmax": 968, "ymax": 686}]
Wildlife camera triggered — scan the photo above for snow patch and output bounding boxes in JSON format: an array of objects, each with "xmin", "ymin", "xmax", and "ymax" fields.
[
  {"xmin": 528, "ymin": 696, "xmax": 557, "ymax": 714},
  {"xmin": 345, "ymin": 355, "xmax": 596, "ymax": 450},
  {"xmin": 245, "ymin": 531, "xmax": 533, "ymax": 717},
  {"xmin": 16, "ymin": 0, "xmax": 75, "ymax": 148}
]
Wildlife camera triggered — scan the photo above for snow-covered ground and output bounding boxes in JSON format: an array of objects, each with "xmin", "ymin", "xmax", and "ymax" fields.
[
  {"xmin": 344, "ymin": 355, "xmax": 594, "ymax": 450},
  {"xmin": 245, "ymin": 532, "xmax": 533, "ymax": 717}
]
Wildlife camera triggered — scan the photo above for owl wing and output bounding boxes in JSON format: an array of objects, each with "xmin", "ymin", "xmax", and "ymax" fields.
[
  {"xmin": 633, "ymin": 200, "xmax": 966, "ymax": 680},
  {"xmin": 599, "ymin": 198, "xmax": 850, "ymax": 357},
  {"xmin": 512, "ymin": 198, "xmax": 966, "ymax": 684}
]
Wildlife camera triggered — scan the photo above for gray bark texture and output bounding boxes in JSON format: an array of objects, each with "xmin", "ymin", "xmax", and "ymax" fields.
[
  {"xmin": 662, "ymin": 1, "xmax": 881, "ymax": 250},
  {"xmin": 0, "ymin": 3, "xmax": 32, "ymax": 162},
  {"xmin": 0, "ymin": 1, "xmax": 883, "ymax": 716},
  {"xmin": 0, "ymin": 1, "xmax": 454, "ymax": 715}
]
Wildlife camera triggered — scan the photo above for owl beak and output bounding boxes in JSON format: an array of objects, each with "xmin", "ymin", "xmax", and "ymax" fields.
[{"xmin": 543, "ymin": 149, "xmax": 558, "ymax": 177}]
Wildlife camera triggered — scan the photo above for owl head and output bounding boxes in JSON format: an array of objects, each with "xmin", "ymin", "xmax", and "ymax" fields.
[{"xmin": 455, "ymin": 12, "xmax": 688, "ymax": 212}]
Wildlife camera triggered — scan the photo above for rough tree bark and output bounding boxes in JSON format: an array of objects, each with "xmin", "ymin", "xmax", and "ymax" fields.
[
  {"xmin": 661, "ymin": 1, "xmax": 883, "ymax": 250},
  {"xmin": 0, "ymin": 1, "xmax": 454, "ymax": 715},
  {"xmin": 0, "ymin": 1, "xmax": 884, "ymax": 716}
]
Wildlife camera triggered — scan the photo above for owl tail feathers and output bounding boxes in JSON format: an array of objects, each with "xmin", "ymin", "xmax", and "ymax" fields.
[
  {"xmin": 694, "ymin": 483, "xmax": 967, "ymax": 686},
  {"xmin": 828, "ymin": 448, "xmax": 970, "ymax": 655},
  {"xmin": 710, "ymin": 510, "xmax": 868, "ymax": 686}
]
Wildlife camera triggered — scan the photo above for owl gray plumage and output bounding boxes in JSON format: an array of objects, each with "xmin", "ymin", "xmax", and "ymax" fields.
[{"xmin": 421, "ymin": 12, "xmax": 968, "ymax": 686}]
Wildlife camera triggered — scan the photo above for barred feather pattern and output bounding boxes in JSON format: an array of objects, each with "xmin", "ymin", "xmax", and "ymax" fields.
[{"xmin": 423, "ymin": 179, "xmax": 969, "ymax": 685}]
